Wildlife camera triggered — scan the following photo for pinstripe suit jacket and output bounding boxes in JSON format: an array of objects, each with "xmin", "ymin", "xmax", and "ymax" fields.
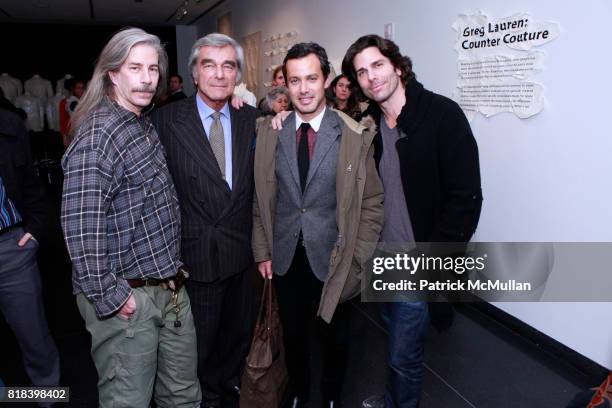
[{"xmin": 152, "ymin": 96, "xmax": 258, "ymax": 282}]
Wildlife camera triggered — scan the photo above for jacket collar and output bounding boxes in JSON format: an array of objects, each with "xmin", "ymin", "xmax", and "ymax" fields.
[{"xmin": 277, "ymin": 109, "xmax": 342, "ymax": 193}]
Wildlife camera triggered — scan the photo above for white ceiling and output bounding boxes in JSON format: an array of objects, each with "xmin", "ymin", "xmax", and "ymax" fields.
[{"xmin": 0, "ymin": 0, "xmax": 223, "ymax": 26}]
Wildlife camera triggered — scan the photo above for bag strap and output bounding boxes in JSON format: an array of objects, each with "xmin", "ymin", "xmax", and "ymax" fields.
[
  {"xmin": 256, "ymin": 278, "xmax": 270, "ymax": 327},
  {"xmin": 267, "ymin": 278, "xmax": 273, "ymax": 330}
]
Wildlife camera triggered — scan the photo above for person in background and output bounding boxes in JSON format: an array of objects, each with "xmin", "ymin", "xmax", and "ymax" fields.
[
  {"xmin": 263, "ymin": 86, "xmax": 290, "ymax": 115},
  {"xmin": 257, "ymin": 65, "xmax": 287, "ymax": 111},
  {"xmin": 165, "ymin": 74, "xmax": 187, "ymax": 105},
  {"xmin": 65, "ymin": 78, "xmax": 86, "ymax": 116},
  {"xmin": 327, "ymin": 73, "xmax": 364, "ymax": 121},
  {"xmin": 59, "ymin": 79, "xmax": 86, "ymax": 147},
  {"xmin": 271, "ymin": 65, "xmax": 286, "ymax": 87},
  {"xmin": 0, "ymin": 108, "xmax": 60, "ymax": 406}
]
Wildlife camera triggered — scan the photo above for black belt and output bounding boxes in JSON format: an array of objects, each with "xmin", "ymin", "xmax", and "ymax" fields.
[
  {"xmin": 126, "ymin": 277, "xmax": 171, "ymax": 288},
  {"xmin": 125, "ymin": 266, "xmax": 190, "ymax": 291}
]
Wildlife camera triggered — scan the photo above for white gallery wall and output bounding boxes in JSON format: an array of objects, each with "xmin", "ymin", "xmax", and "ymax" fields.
[{"xmin": 193, "ymin": 0, "xmax": 612, "ymax": 368}]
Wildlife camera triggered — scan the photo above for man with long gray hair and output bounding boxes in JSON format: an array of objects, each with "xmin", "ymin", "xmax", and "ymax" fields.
[
  {"xmin": 152, "ymin": 33, "xmax": 258, "ymax": 407},
  {"xmin": 61, "ymin": 27, "xmax": 201, "ymax": 407}
]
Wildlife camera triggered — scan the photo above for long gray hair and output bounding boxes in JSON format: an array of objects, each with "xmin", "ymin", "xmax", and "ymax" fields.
[
  {"xmin": 69, "ymin": 27, "xmax": 168, "ymax": 137},
  {"xmin": 188, "ymin": 33, "xmax": 244, "ymax": 83}
]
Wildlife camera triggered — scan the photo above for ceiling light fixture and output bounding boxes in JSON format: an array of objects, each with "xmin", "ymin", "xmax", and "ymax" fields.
[{"xmin": 175, "ymin": 0, "xmax": 189, "ymax": 21}]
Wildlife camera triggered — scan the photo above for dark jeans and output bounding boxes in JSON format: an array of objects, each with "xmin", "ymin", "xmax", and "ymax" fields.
[
  {"xmin": 380, "ymin": 301, "xmax": 429, "ymax": 408},
  {"xmin": 0, "ymin": 227, "xmax": 60, "ymax": 389},
  {"xmin": 274, "ymin": 244, "xmax": 349, "ymax": 402}
]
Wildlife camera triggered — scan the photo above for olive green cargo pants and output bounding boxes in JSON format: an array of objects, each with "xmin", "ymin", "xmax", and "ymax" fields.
[{"xmin": 77, "ymin": 285, "xmax": 201, "ymax": 408}]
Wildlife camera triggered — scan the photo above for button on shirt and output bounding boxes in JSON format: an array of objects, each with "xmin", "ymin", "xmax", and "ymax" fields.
[
  {"xmin": 196, "ymin": 95, "xmax": 233, "ymax": 189},
  {"xmin": 0, "ymin": 176, "xmax": 22, "ymax": 230},
  {"xmin": 61, "ymin": 99, "xmax": 182, "ymax": 317}
]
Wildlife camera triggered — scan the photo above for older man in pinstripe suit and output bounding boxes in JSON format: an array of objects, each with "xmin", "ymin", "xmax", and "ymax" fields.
[{"xmin": 152, "ymin": 33, "xmax": 258, "ymax": 408}]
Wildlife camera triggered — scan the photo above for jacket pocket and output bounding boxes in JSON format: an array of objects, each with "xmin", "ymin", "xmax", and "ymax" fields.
[{"xmin": 340, "ymin": 258, "xmax": 362, "ymax": 302}]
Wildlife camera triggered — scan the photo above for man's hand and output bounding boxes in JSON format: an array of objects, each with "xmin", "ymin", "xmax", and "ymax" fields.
[
  {"xmin": 231, "ymin": 95, "xmax": 245, "ymax": 110},
  {"xmin": 271, "ymin": 110, "xmax": 291, "ymax": 130},
  {"xmin": 17, "ymin": 232, "xmax": 34, "ymax": 247},
  {"xmin": 257, "ymin": 260, "xmax": 273, "ymax": 279},
  {"xmin": 117, "ymin": 293, "xmax": 136, "ymax": 320}
]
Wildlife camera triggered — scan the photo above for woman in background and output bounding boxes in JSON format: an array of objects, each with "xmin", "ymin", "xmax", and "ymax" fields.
[
  {"xmin": 328, "ymin": 73, "xmax": 364, "ymax": 121},
  {"xmin": 258, "ymin": 66, "xmax": 287, "ymax": 111},
  {"xmin": 265, "ymin": 86, "xmax": 289, "ymax": 114}
]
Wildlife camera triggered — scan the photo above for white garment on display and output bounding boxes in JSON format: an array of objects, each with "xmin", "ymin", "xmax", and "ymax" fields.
[
  {"xmin": 25, "ymin": 74, "xmax": 54, "ymax": 105},
  {"xmin": 47, "ymin": 93, "xmax": 65, "ymax": 131},
  {"xmin": 13, "ymin": 76, "xmax": 23, "ymax": 97},
  {"xmin": 56, "ymin": 74, "xmax": 73, "ymax": 97},
  {"xmin": 0, "ymin": 73, "xmax": 22, "ymax": 102},
  {"xmin": 15, "ymin": 92, "xmax": 45, "ymax": 131},
  {"xmin": 233, "ymin": 82, "xmax": 257, "ymax": 107}
]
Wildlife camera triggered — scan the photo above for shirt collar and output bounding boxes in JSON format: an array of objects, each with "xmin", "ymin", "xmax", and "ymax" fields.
[
  {"xmin": 295, "ymin": 106, "xmax": 326, "ymax": 132},
  {"xmin": 107, "ymin": 98, "xmax": 141, "ymax": 122},
  {"xmin": 196, "ymin": 93, "xmax": 230, "ymax": 120}
]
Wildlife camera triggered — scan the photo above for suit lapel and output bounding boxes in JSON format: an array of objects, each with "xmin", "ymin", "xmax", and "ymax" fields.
[
  {"xmin": 277, "ymin": 113, "xmax": 301, "ymax": 191},
  {"xmin": 170, "ymin": 97, "xmax": 230, "ymax": 193},
  {"xmin": 305, "ymin": 109, "xmax": 340, "ymax": 189},
  {"xmin": 229, "ymin": 106, "xmax": 249, "ymax": 197}
]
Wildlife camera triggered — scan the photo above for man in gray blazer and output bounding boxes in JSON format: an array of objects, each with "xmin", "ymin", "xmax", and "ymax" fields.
[{"xmin": 253, "ymin": 43, "xmax": 384, "ymax": 408}]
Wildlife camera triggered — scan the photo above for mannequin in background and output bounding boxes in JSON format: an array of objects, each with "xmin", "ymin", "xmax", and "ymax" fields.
[
  {"xmin": 25, "ymin": 74, "xmax": 53, "ymax": 105},
  {"xmin": 14, "ymin": 92, "xmax": 44, "ymax": 132},
  {"xmin": 0, "ymin": 73, "xmax": 23, "ymax": 103},
  {"xmin": 55, "ymin": 74, "xmax": 73, "ymax": 97},
  {"xmin": 46, "ymin": 93, "xmax": 63, "ymax": 132},
  {"xmin": 15, "ymin": 92, "xmax": 45, "ymax": 160}
]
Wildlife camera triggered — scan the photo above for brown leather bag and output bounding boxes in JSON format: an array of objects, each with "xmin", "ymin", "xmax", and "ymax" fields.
[{"xmin": 240, "ymin": 279, "xmax": 288, "ymax": 407}]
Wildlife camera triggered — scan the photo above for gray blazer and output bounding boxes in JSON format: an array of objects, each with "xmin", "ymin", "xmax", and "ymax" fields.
[{"xmin": 272, "ymin": 109, "xmax": 342, "ymax": 281}]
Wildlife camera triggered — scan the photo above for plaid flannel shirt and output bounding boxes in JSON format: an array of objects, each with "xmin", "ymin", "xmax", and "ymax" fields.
[{"xmin": 61, "ymin": 99, "xmax": 182, "ymax": 317}]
